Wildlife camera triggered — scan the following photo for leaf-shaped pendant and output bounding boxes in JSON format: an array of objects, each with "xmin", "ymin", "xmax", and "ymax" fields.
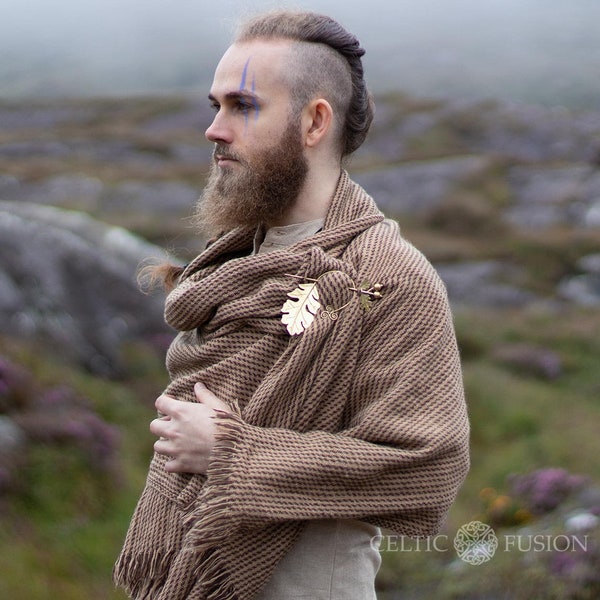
[{"xmin": 281, "ymin": 282, "xmax": 321, "ymax": 335}]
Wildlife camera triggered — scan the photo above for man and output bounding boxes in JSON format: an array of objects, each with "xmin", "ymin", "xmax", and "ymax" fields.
[{"xmin": 114, "ymin": 10, "xmax": 470, "ymax": 600}]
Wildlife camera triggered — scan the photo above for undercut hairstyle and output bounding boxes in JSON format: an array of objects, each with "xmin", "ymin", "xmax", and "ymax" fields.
[{"xmin": 236, "ymin": 10, "xmax": 374, "ymax": 157}]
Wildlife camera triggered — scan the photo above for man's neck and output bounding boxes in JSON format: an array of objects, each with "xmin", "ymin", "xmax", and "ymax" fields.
[{"xmin": 267, "ymin": 164, "xmax": 341, "ymax": 227}]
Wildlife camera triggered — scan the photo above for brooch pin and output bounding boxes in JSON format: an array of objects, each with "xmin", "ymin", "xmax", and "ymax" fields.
[{"xmin": 281, "ymin": 272, "xmax": 384, "ymax": 336}]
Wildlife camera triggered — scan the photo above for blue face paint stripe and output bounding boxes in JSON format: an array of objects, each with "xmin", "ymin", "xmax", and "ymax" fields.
[
  {"xmin": 240, "ymin": 58, "xmax": 251, "ymax": 131},
  {"xmin": 252, "ymin": 74, "xmax": 259, "ymax": 121},
  {"xmin": 240, "ymin": 58, "xmax": 251, "ymax": 91}
]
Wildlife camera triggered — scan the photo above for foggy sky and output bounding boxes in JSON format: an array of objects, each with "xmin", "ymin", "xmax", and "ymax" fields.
[{"xmin": 1, "ymin": 0, "xmax": 599, "ymax": 107}]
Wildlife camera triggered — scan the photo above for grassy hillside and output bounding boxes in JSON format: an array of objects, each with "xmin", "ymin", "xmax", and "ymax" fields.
[{"xmin": 1, "ymin": 94, "xmax": 599, "ymax": 598}]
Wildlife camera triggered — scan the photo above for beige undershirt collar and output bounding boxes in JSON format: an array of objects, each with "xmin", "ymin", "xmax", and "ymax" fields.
[{"xmin": 253, "ymin": 218, "xmax": 325, "ymax": 254}]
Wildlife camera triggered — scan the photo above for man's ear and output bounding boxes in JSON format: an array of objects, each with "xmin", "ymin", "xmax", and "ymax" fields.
[{"xmin": 303, "ymin": 98, "xmax": 334, "ymax": 148}]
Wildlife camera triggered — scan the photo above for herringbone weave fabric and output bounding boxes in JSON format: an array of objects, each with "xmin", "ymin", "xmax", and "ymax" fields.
[{"xmin": 113, "ymin": 171, "xmax": 470, "ymax": 599}]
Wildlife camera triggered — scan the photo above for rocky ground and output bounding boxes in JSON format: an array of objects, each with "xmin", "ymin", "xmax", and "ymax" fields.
[
  {"xmin": 1, "ymin": 94, "xmax": 600, "ymax": 374},
  {"xmin": 0, "ymin": 94, "xmax": 599, "ymax": 599},
  {"xmin": 1, "ymin": 96, "xmax": 599, "ymax": 337}
]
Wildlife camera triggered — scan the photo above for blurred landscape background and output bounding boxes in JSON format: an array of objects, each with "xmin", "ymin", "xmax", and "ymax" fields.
[{"xmin": 1, "ymin": 1, "xmax": 599, "ymax": 598}]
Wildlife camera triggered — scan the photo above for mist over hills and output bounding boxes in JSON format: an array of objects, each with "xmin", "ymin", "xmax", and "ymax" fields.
[{"xmin": 1, "ymin": 0, "xmax": 600, "ymax": 108}]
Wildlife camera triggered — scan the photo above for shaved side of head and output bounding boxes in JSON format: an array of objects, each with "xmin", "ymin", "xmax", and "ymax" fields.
[{"xmin": 235, "ymin": 10, "xmax": 373, "ymax": 158}]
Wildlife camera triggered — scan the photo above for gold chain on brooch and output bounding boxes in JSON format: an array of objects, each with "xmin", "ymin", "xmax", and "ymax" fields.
[{"xmin": 280, "ymin": 271, "xmax": 384, "ymax": 336}]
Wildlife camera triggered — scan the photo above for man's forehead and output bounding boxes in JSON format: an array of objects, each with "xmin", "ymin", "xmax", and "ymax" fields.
[{"xmin": 211, "ymin": 39, "xmax": 292, "ymax": 94}]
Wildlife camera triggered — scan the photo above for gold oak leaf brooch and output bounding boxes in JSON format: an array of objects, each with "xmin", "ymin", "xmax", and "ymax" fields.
[{"xmin": 281, "ymin": 272, "xmax": 384, "ymax": 336}]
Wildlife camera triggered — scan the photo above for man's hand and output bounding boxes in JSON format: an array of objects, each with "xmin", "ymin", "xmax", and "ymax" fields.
[{"xmin": 150, "ymin": 382, "xmax": 231, "ymax": 474}]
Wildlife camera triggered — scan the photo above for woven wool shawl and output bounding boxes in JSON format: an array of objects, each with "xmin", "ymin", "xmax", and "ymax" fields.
[{"xmin": 114, "ymin": 171, "xmax": 470, "ymax": 600}]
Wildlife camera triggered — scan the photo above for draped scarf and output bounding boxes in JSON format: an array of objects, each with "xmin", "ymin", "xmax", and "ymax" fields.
[{"xmin": 113, "ymin": 171, "xmax": 470, "ymax": 599}]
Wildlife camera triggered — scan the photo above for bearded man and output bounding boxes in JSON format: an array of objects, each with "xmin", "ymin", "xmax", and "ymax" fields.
[{"xmin": 114, "ymin": 10, "xmax": 470, "ymax": 600}]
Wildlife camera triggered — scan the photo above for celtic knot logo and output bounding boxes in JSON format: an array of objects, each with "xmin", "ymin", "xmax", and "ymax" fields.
[{"xmin": 453, "ymin": 521, "xmax": 498, "ymax": 565}]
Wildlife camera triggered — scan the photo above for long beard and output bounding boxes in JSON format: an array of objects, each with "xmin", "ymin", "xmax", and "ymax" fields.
[{"xmin": 195, "ymin": 117, "xmax": 309, "ymax": 236}]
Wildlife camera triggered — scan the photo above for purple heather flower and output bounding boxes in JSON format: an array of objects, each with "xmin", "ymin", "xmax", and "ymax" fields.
[{"xmin": 509, "ymin": 468, "xmax": 586, "ymax": 515}]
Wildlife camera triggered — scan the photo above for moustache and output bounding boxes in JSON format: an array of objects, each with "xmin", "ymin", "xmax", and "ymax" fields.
[{"xmin": 213, "ymin": 145, "xmax": 243, "ymax": 164}]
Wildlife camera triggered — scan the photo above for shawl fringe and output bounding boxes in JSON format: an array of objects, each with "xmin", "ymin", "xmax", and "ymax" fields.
[
  {"xmin": 184, "ymin": 412, "xmax": 242, "ymax": 541},
  {"xmin": 113, "ymin": 484, "xmax": 185, "ymax": 599},
  {"xmin": 182, "ymin": 413, "xmax": 244, "ymax": 599}
]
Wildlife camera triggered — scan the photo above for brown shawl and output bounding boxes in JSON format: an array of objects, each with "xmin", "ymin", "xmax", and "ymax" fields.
[{"xmin": 113, "ymin": 171, "xmax": 470, "ymax": 599}]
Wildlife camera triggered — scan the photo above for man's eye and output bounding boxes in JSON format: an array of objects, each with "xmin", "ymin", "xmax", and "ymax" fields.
[
  {"xmin": 237, "ymin": 101, "xmax": 253, "ymax": 114},
  {"xmin": 210, "ymin": 103, "xmax": 220, "ymax": 112}
]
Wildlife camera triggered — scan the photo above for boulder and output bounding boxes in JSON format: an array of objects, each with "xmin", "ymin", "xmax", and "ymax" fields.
[
  {"xmin": 434, "ymin": 260, "xmax": 536, "ymax": 308},
  {"xmin": 0, "ymin": 201, "xmax": 176, "ymax": 376},
  {"xmin": 557, "ymin": 253, "xmax": 600, "ymax": 306},
  {"xmin": 353, "ymin": 156, "xmax": 489, "ymax": 215},
  {"xmin": 507, "ymin": 164, "xmax": 600, "ymax": 228}
]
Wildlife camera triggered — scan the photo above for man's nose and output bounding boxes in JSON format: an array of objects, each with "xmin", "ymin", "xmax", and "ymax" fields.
[{"xmin": 205, "ymin": 113, "xmax": 233, "ymax": 145}]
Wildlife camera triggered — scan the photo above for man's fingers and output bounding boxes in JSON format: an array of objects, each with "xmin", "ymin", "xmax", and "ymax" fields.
[
  {"xmin": 194, "ymin": 381, "xmax": 210, "ymax": 399},
  {"xmin": 163, "ymin": 459, "xmax": 179, "ymax": 473},
  {"xmin": 149, "ymin": 416, "xmax": 170, "ymax": 438},
  {"xmin": 156, "ymin": 388, "xmax": 229, "ymax": 415},
  {"xmin": 153, "ymin": 438, "xmax": 172, "ymax": 456},
  {"xmin": 194, "ymin": 382, "xmax": 230, "ymax": 413},
  {"xmin": 155, "ymin": 394, "xmax": 179, "ymax": 415}
]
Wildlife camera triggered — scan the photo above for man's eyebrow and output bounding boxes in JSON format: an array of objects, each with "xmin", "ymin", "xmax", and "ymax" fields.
[{"xmin": 208, "ymin": 91, "xmax": 263, "ymax": 104}]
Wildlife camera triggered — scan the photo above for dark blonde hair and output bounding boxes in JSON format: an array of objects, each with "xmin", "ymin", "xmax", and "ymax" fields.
[
  {"xmin": 137, "ymin": 261, "xmax": 184, "ymax": 293},
  {"xmin": 236, "ymin": 10, "xmax": 374, "ymax": 157}
]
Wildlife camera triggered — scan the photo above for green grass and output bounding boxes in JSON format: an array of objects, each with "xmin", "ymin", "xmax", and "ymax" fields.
[{"xmin": 0, "ymin": 336, "xmax": 162, "ymax": 599}]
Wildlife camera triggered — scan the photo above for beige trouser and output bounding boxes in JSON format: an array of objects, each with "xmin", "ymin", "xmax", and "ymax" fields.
[{"xmin": 255, "ymin": 519, "xmax": 382, "ymax": 600}]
